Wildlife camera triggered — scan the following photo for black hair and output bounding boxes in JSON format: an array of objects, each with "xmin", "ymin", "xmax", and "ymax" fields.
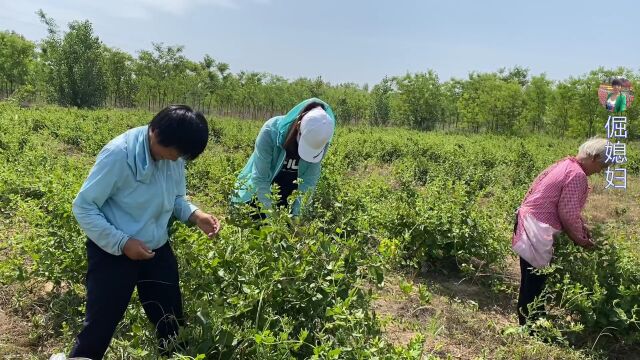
[
  {"xmin": 295, "ymin": 101, "xmax": 326, "ymax": 123},
  {"xmin": 149, "ymin": 105, "xmax": 209, "ymax": 160},
  {"xmin": 612, "ymin": 78, "xmax": 623, "ymax": 87},
  {"xmin": 283, "ymin": 101, "xmax": 327, "ymax": 152}
]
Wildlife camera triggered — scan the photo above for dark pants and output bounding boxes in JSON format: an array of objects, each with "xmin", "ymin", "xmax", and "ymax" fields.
[
  {"xmin": 70, "ymin": 240, "xmax": 184, "ymax": 360},
  {"xmin": 247, "ymin": 199, "xmax": 268, "ymax": 222},
  {"xmin": 517, "ymin": 257, "xmax": 547, "ymax": 325},
  {"xmin": 246, "ymin": 198, "xmax": 291, "ymax": 222}
]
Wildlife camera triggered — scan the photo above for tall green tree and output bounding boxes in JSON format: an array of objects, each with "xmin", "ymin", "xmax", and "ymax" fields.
[
  {"xmin": 458, "ymin": 72, "xmax": 525, "ymax": 134},
  {"xmin": 441, "ymin": 79, "xmax": 464, "ymax": 129},
  {"xmin": 370, "ymin": 77, "xmax": 393, "ymax": 126},
  {"xmin": 548, "ymin": 81, "xmax": 574, "ymax": 137},
  {"xmin": 0, "ymin": 31, "xmax": 35, "ymax": 96},
  {"xmin": 392, "ymin": 71, "xmax": 443, "ymax": 130},
  {"xmin": 573, "ymin": 74, "xmax": 605, "ymax": 138},
  {"xmin": 37, "ymin": 10, "xmax": 107, "ymax": 108},
  {"xmin": 324, "ymin": 82, "xmax": 370, "ymax": 124},
  {"xmin": 103, "ymin": 46, "xmax": 136, "ymax": 107},
  {"xmin": 498, "ymin": 65, "xmax": 530, "ymax": 87},
  {"xmin": 521, "ymin": 74, "xmax": 552, "ymax": 132},
  {"xmin": 458, "ymin": 73, "xmax": 499, "ymax": 132}
]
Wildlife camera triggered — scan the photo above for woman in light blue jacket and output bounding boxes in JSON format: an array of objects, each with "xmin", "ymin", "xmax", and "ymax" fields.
[
  {"xmin": 69, "ymin": 105, "xmax": 221, "ymax": 359},
  {"xmin": 232, "ymin": 98, "xmax": 336, "ymax": 218}
]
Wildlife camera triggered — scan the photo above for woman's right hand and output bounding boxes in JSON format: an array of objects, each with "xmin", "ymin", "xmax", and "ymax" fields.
[{"xmin": 123, "ymin": 238, "xmax": 155, "ymax": 260}]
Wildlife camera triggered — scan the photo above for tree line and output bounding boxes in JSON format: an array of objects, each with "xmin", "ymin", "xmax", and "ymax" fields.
[{"xmin": 0, "ymin": 11, "xmax": 638, "ymax": 138}]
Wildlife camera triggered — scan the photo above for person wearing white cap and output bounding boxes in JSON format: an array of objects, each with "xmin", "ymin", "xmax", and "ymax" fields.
[{"xmin": 232, "ymin": 98, "xmax": 336, "ymax": 219}]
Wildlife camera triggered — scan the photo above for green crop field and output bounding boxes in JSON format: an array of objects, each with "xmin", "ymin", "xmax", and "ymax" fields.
[{"xmin": 0, "ymin": 103, "xmax": 638, "ymax": 359}]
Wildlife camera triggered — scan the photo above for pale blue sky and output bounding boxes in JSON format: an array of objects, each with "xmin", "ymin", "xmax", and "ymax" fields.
[{"xmin": 1, "ymin": 0, "xmax": 637, "ymax": 85}]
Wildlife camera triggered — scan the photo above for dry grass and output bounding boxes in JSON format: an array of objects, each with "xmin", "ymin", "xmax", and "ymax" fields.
[
  {"xmin": 0, "ymin": 285, "xmax": 35, "ymax": 359},
  {"xmin": 373, "ymin": 273, "xmax": 593, "ymax": 360},
  {"xmin": 584, "ymin": 174, "xmax": 640, "ymax": 229}
]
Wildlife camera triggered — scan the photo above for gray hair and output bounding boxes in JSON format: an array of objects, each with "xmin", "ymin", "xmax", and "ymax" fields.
[{"xmin": 577, "ymin": 137, "xmax": 611, "ymax": 164}]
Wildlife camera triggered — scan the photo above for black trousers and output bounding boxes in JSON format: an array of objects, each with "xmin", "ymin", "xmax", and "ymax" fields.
[
  {"xmin": 246, "ymin": 198, "xmax": 291, "ymax": 222},
  {"xmin": 517, "ymin": 256, "xmax": 547, "ymax": 325},
  {"xmin": 70, "ymin": 240, "xmax": 184, "ymax": 360},
  {"xmin": 247, "ymin": 199, "xmax": 268, "ymax": 222}
]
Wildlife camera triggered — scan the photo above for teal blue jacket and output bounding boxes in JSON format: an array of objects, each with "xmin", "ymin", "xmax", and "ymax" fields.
[{"xmin": 232, "ymin": 98, "xmax": 336, "ymax": 215}]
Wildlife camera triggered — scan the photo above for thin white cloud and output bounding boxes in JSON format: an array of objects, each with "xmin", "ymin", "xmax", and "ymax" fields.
[
  {"xmin": 0, "ymin": 0, "xmax": 272, "ymax": 24},
  {"xmin": 0, "ymin": 0, "xmax": 86, "ymax": 27},
  {"xmin": 133, "ymin": 0, "xmax": 240, "ymax": 14}
]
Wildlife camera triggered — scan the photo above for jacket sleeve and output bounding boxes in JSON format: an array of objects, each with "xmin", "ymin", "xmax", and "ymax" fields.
[
  {"xmin": 558, "ymin": 171, "xmax": 593, "ymax": 247},
  {"xmin": 252, "ymin": 122, "xmax": 276, "ymax": 210},
  {"xmin": 72, "ymin": 145, "xmax": 131, "ymax": 255},
  {"xmin": 292, "ymin": 162, "xmax": 322, "ymax": 216},
  {"xmin": 173, "ymin": 160, "xmax": 198, "ymax": 222}
]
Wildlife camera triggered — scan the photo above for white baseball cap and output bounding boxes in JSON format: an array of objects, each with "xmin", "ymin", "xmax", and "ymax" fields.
[{"xmin": 297, "ymin": 107, "xmax": 334, "ymax": 163}]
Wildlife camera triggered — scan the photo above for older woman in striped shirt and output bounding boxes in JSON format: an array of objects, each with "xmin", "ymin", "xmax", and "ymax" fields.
[{"xmin": 512, "ymin": 138, "xmax": 613, "ymax": 326}]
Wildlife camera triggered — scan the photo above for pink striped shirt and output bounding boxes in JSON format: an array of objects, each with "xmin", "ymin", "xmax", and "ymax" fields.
[{"xmin": 512, "ymin": 157, "xmax": 593, "ymax": 248}]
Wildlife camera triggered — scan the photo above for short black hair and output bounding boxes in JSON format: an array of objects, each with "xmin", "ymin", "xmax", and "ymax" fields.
[
  {"xmin": 149, "ymin": 105, "xmax": 209, "ymax": 160},
  {"xmin": 612, "ymin": 78, "xmax": 623, "ymax": 87}
]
